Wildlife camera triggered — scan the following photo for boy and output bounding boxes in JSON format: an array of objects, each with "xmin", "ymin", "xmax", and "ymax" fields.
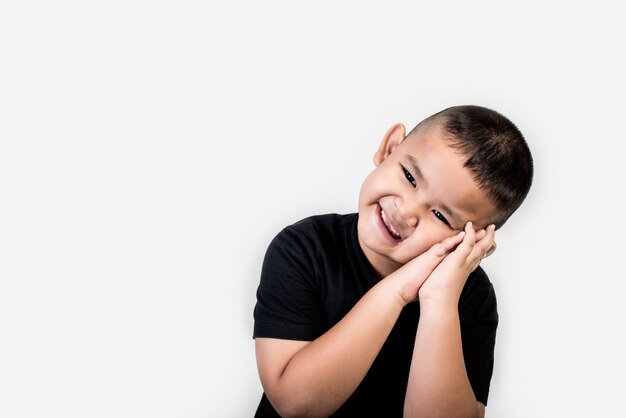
[{"xmin": 252, "ymin": 105, "xmax": 533, "ymax": 417}]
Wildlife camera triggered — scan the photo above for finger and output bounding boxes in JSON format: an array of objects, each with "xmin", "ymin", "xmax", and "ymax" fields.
[
  {"xmin": 485, "ymin": 225, "xmax": 497, "ymax": 256},
  {"xmin": 473, "ymin": 224, "xmax": 496, "ymax": 260},
  {"xmin": 484, "ymin": 240, "xmax": 497, "ymax": 258},
  {"xmin": 455, "ymin": 221, "xmax": 477, "ymax": 257},
  {"xmin": 461, "ymin": 225, "xmax": 495, "ymax": 272},
  {"xmin": 403, "ymin": 230, "xmax": 467, "ymax": 286},
  {"xmin": 474, "ymin": 228, "xmax": 487, "ymax": 242},
  {"xmin": 429, "ymin": 230, "xmax": 466, "ymax": 257}
]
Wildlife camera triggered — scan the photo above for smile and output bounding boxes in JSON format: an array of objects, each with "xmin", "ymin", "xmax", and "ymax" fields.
[{"xmin": 378, "ymin": 205, "xmax": 402, "ymax": 241}]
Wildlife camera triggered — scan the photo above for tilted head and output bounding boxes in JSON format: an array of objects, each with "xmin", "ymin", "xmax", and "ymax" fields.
[
  {"xmin": 409, "ymin": 105, "xmax": 534, "ymax": 230},
  {"xmin": 357, "ymin": 105, "xmax": 533, "ymax": 277}
]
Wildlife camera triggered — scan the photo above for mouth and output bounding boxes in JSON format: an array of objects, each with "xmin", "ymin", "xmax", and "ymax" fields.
[{"xmin": 376, "ymin": 204, "xmax": 402, "ymax": 241}]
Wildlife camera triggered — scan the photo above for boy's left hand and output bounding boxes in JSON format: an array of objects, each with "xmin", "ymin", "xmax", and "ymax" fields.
[{"xmin": 417, "ymin": 222, "xmax": 496, "ymax": 307}]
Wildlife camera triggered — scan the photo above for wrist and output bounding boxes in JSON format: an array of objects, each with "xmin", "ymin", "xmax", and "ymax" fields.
[
  {"xmin": 418, "ymin": 297, "xmax": 459, "ymax": 314},
  {"xmin": 384, "ymin": 269, "xmax": 419, "ymax": 308},
  {"xmin": 418, "ymin": 284, "xmax": 464, "ymax": 311}
]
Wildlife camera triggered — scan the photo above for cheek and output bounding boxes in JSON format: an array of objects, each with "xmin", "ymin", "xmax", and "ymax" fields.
[
  {"xmin": 404, "ymin": 229, "xmax": 457, "ymax": 258},
  {"xmin": 401, "ymin": 235, "xmax": 431, "ymax": 259},
  {"xmin": 359, "ymin": 174, "xmax": 387, "ymax": 203}
]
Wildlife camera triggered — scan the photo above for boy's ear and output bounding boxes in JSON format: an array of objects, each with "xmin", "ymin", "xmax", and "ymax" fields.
[{"xmin": 374, "ymin": 123, "xmax": 406, "ymax": 166}]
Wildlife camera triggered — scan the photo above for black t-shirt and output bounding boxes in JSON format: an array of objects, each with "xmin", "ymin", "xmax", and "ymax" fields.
[{"xmin": 253, "ymin": 213, "xmax": 498, "ymax": 417}]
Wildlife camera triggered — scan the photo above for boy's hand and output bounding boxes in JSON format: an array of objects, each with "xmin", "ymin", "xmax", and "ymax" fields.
[
  {"xmin": 392, "ymin": 230, "xmax": 467, "ymax": 306},
  {"xmin": 417, "ymin": 222, "xmax": 496, "ymax": 307}
]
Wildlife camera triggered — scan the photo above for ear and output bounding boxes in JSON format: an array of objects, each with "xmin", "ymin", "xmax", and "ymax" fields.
[{"xmin": 373, "ymin": 123, "xmax": 406, "ymax": 167}]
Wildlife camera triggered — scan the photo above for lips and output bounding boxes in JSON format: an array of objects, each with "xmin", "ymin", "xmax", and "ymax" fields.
[{"xmin": 378, "ymin": 205, "xmax": 402, "ymax": 240}]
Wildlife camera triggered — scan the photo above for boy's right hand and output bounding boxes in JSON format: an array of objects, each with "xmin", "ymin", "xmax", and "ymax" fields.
[{"xmin": 392, "ymin": 231, "xmax": 468, "ymax": 306}]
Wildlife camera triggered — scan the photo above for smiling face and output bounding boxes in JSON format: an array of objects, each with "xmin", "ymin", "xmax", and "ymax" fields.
[{"xmin": 357, "ymin": 122, "xmax": 498, "ymax": 278}]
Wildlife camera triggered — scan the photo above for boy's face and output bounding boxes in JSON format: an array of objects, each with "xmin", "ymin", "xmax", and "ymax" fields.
[{"xmin": 357, "ymin": 122, "xmax": 497, "ymax": 278}]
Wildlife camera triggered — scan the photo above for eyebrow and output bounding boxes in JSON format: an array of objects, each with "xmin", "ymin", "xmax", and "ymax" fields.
[
  {"xmin": 441, "ymin": 204, "xmax": 464, "ymax": 226},
  {"xmin": 406, "ymin": 155, "xmax": 427, "ymax": 187},
  {"xmin": 405, "ymin": 155, "xmax": 465, "ymax": 226}
]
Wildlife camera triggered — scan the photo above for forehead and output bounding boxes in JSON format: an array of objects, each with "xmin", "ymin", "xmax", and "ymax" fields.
[{"xmin": 398, "ymin": 124, "xmax": 497, "ymax": 227}]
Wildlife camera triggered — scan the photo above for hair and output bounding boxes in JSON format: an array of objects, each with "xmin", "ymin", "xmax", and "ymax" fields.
[{"xmin": 408, "ymin": 105, "xmax": 534, "ymax": 229}]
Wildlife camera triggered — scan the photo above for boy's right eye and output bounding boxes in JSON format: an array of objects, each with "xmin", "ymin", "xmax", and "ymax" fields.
[{"xmin": 402, "ymin": 166, "xmax": 416, "ymax": 187}]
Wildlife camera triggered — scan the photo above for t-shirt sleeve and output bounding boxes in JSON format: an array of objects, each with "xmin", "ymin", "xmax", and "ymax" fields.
[
  {"xmin": 459, "ymin": 278, "xmax": 499, "ymax": 406},
  {"xmin": 253, "ymin": 227, "xmax": 324, "ymax": 341}
]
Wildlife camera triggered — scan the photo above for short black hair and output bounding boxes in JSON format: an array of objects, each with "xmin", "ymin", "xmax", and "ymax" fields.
[{"xmin": 409, "ymin": 105, "xmax": 534, "ymax": 229}]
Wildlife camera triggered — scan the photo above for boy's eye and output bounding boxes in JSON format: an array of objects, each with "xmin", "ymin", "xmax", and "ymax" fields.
[
  {"xmin": 432, "ymin": 210, "xmax": 451, "ymax": 227},
  {"xmin": 402, "ymin": 166, "xmax": 416, "ymax": 187}
]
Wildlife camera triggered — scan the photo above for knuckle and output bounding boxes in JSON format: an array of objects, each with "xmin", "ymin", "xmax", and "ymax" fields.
[{"xmin": 431, "ymin": 243, "xmax": 446, "ymax": 255}]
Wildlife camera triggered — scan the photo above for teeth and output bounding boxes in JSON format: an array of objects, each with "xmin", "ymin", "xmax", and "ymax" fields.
[{"xmin": 381, "ymin": 209, "xmax": 401, "ymax": 239}]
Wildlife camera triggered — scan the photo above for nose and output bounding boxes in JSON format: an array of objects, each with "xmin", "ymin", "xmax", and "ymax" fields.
[{"xmin": 395, "ymin": 196, "xmax": 419, "ymax": 228}]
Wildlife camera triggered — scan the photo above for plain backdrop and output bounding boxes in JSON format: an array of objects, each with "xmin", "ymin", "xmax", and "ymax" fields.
[{"xmin": 1, "ymin": 1, "xmax": 625, "ymax": 417}]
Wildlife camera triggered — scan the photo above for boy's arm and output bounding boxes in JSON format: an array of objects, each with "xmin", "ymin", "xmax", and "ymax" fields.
[
  {"xmin": 404, "ymin": 223, "xmax": 495, "ymax": 418},
  {"xmin": 255, "ymin": 232, "xmax": 466, "ymax": 418}
]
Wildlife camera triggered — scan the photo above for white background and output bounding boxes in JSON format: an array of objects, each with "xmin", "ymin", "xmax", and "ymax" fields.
[{"xmin": 1, "ymin": 1, "xmax": 625, "ymax": 417}]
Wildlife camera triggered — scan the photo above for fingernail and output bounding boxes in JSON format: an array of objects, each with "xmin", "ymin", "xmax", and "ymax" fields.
[
  {"xmin": 490, "ymin": 224, "xmax": 496, "ymax": 231},
  {"xmin": 467, "ymin": 221, "xmax": 473, "ymax": 228}
]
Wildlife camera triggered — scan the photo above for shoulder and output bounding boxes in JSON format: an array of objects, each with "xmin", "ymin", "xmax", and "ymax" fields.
[
  {"xmin": 458, "ymin": 266, "xmax": 498, "ymax": 320},
  {"xmin": 460, "ymin": 266, "xmax": 496, "ymax": 300},
  {"xmin": 268, "ymin": 212, "xmax": 357, "ymax": 253},
  {"xmin": 254, "ymin": 213, "xmax": 357, "ymax": 341},
  {"xmin": 259, "ymin": 212, "xmax": 357, "ymax": 277},
  {"xmin": 284, "ymin": 212, "xmax": 356, "ymax": 237},
  {"xmin": 459, "ymin": 267, "xmax": 499, "ymax": 406}
]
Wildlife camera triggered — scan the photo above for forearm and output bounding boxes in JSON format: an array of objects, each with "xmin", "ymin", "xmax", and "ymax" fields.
[
  {"xmin": 404, "ymin": 302, "xmax": 479, "ymax": 418},
  {"xmin": 271, "ymin": 275, "xmax": 406, "ymax": 417}
]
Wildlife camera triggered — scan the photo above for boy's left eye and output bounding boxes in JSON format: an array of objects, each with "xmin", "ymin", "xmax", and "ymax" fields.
[
  {"xmin": 402, "ymin": 166, "xmax": 416, "ymax": 187},
  {"xmin": 432, "ymin": 210, "xmax": 451, "ymax": 227}
]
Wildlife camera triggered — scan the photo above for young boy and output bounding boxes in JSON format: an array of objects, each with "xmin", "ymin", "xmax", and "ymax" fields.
[{"xmin": 252, "ymin": 105, "xmax": 533, "ymax": 417}]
